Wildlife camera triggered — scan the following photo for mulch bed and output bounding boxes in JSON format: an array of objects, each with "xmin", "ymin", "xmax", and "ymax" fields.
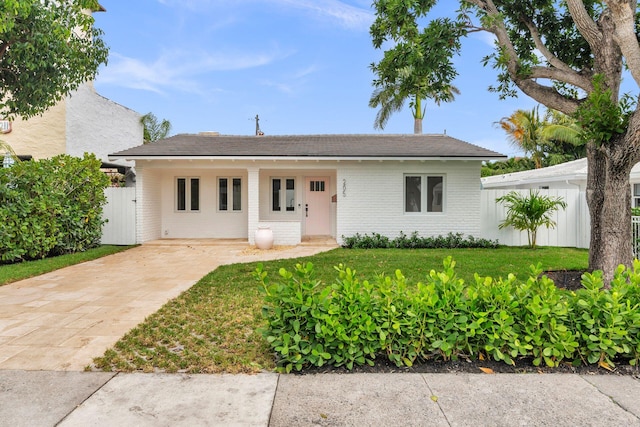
[{"xmin": 297, "ymin": 270, "xmax": 640, "ymax": 377}]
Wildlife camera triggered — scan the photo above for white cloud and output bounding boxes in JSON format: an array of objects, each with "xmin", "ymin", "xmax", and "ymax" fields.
[
  {"xmin": 268, "ymin": 0, "xmax": 374, "ymax": 30},
  {"xmin": 156, "ymin": 0, "xmax": 373, "ymax": 30},
  {"xmin": 97, "ymin": 49, "xmax": 289, "ymax": 95},
  {"xmin": 260, "ymin": 64, "xmax": 320, "ymax": 95}
]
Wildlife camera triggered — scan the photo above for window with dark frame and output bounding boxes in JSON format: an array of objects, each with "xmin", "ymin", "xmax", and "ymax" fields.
[
  {"xmin": 404, "ymin": 175, "xmax": 444, "ymax": 213},
  {"xmin": 272, "ymin": 177, "xmax": 296, "ymax": 212},
  {"xmin": 218, "ymin": 177, "xmax": 242, "ymax": 211},
  {"xmin": 176, "ymin": 177, "xmax": 200, "ymax": 212}
]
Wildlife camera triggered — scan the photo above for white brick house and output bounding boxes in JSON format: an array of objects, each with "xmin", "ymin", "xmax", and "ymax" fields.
[{"xmin": 109, "ymin": 134, "xmax": 505, "ymax": 245}]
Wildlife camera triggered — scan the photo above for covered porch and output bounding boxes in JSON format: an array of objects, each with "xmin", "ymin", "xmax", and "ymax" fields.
[{"xmin": 133, "ymin": 159, "xmax": 337, "ymax": 245}]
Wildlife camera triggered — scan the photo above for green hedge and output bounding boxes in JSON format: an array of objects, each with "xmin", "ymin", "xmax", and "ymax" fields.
[
  {"xmin": 256, "ymin": 257, "xmax": 640, "ymax": 372},
  {"xmin": 341, "ymin": 231, "xmax": 499, "ymax": 249},
  {"xmin": 0, "ymin": 153, "xmax": 109, "ymax": 263}
]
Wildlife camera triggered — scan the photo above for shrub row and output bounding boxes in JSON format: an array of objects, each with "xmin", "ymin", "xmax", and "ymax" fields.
[
  {"xmin": 0, "ymin": 154, "xmax": 109, "ymax": 263},
  {"xmin": 341, "ymin": 231, "xmax": 499, "ymax": 249},
  {"xmin": 256, "ymin": 257, "xmax": 640, "ymax": 373}
]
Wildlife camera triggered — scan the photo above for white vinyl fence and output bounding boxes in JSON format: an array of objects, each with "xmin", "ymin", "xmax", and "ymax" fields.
[
  {"xmin": 633, "ymin": 216, "xmax": 640, "ymax": 258},
  {"xmin": 101, "ymin": 187, "xmax": 136, "ymax": 245},
  {"xmin": 480, "ymin": 189, "xmax": 590, "ymax": 249}
]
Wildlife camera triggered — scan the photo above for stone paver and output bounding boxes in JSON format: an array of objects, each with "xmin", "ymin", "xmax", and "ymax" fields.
[{"xmin": 0, "ymin": 240, "xmax": 337, "ymax": 370}]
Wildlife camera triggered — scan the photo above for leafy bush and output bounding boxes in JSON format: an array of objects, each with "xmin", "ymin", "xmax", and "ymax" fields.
[
  {"xmin": 0, "ymin": 153, "xmax": 109, "ymax": 263},
  {"xmin": 341, "ymin": 231, "xmax": 499, "ymax": 249},
  {"xmin": 257, "ymin": 258, "xmax": 640, "ymax": 372}
]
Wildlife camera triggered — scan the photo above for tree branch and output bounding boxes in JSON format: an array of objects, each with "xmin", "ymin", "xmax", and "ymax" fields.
[
  {"xmin": 522, "ymin": 19, "xmax": 574, "ymax": 75},
  {"xmin": 529, "ymin": 66, "xmax": 593, "ymax": 92},
  {"xmin": 606, "ymin": 0, "xmax": 640, "ymax": 87},
  {"xmin": 465, "ymin": 0, "xmax": 582, "ymax": 115},
  {"xmin": 566, "ymin": 0, "xmax": 603, "ymax": 49}
]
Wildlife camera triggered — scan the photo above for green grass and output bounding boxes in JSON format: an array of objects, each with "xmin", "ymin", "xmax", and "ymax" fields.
[
  {"xmin": 91, "ymin": 246, "xmax": 588, "ymax": 374},
  {"xmin": 0, "ymin": 245, "xmax": 135, "ymax": 286}
]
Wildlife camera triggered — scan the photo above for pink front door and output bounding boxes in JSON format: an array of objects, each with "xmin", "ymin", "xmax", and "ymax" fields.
[{"xmin": 304, "ymin": 177, "xmax": 331, "ymax": 236}]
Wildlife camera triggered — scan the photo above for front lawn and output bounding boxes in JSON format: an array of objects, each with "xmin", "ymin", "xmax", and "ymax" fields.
[
  {"xmin": 0, "ymin": 245, "xmax": 135, "ymax": 286},
  {"xmin": 91, "ymin": 246, "xmax": 588, "ymax": 373}
]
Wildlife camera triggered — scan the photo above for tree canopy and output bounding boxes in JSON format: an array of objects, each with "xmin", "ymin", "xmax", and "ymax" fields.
[
  {"xmin": 369, "ymin": 3, "xmax": 462, "ymax": 133},
  {"xmin": 0, "ymin": 0, "xmax": 108, "ymax": 120},
  {"xmin": 370, "ymin": 1, "xmax": 640, "ymax": 280}
]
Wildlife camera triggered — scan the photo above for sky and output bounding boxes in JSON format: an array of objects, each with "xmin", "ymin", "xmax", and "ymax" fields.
[{"xmin": 92, "ymin": 0, "xmax": 540, "ymax": 157}]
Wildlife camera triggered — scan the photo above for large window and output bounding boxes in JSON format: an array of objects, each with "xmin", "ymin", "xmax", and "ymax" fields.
[
  {"xmin": 176, "ymin": 177, "xmax": 200, "ymax": 212},
  {"xmin": 634, "ymin": 184, "xmax": 640, "ymax": 209},
  {"xmin": 272, "ymin": 178, "xmax": 295, "ymax": 212},
  {"xmin": 404, "ymin": 175, "xmax": 444, "ymax": 213},
  {"xmin": 218, "ymin": 177, "xmax": 242, "ymax": 211}
]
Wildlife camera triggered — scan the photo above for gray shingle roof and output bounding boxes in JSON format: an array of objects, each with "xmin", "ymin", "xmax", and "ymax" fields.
[{"xmin": 110, "ymin": 134, "xmax": 506, "ymax": 160}]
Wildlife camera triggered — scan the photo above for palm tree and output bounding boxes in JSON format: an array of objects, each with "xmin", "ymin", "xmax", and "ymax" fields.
[
  {"xmin": 141, "ymin": 112, "xmax": 172, "ymax": 144},
  {"xmin": 498, "ymin": 107, "xmax": 546, "ymax": 168},
  {"xmin": 369, "ymin": 73, "xmax": 459, "ymax": 134},
  {"xmin": 497, "ymin": 106, "xmax": 584, "ymax": 168},
  {"xmin": 496, "ymin": 190, "xmax": 567, "ymax": 249}
]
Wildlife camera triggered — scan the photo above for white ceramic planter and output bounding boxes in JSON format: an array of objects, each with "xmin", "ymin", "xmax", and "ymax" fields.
[{"xmin": 255, "ymin": 226, "xmax": 274, "ymax": 249}]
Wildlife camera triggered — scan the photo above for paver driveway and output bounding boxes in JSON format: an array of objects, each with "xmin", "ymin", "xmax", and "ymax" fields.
[{"xmin": 0, "ymin": 240, "xmax": 337, "ymax": 370}]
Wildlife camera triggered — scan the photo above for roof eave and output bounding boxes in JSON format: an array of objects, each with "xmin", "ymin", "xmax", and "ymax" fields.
[{"xmin": 109, "ymin": 154, "xmax": 506, "ymax": 162}]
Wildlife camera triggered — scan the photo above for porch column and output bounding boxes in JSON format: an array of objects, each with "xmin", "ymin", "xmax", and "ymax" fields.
[{"xmin": 247, "ymin": 167, "xmax": 259, "ymax": 245}]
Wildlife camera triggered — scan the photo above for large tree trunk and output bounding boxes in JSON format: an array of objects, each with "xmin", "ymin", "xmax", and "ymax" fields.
[
  {"xmin": 586, "ymin": 129, "xmax": 640, "ymax": 283},
  {"xmin": 414, "ymin": 118, "xmax": 422, "ymax": 134}
]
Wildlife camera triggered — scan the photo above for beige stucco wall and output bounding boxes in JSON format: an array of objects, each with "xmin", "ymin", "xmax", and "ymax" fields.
[{"xmin": 1, "ymin": 99, "xmax": 67, "ymax": 159}]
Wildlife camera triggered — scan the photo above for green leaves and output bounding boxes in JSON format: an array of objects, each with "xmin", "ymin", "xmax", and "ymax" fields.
[
  {"xmin": 496, "ymin": 190, "xmax": 567, "ymax": 249},
  {"xmin": 574, "ymin": 75, "xmax": 636, "ymax": 146},
  {"xmin": 0, "ymin": 153, "xmax": 109, "ymax": 262},
  {"xmin": 258, "ymin": 256, "xmax": 640, "ymax": 372},
  {"xmin": 0, "ymin": 0, "xmax": 108, "ymax": 119},
  {"xmin": 369, "ymin": 1, "xmax": 463, "ymax": 131}
]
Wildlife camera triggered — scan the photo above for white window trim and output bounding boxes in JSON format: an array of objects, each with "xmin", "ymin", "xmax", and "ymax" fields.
[
  {"xmin": 271, "ymin": 177, "xmax": 296, "ymax": 213},
  {"xmin": 633, "ymin": 183, "xmax": 640, "ymax": 208},
  {"xmin": 217, "ymin": 176, "xmax": 243, "ymax": 213},
  {"xmin": 404, "ymin": 174, "xmax": 445, "ymax": 214},
  {"xmin": 175, "ymin": 176, "xmax": 200, "ymax": 213}
]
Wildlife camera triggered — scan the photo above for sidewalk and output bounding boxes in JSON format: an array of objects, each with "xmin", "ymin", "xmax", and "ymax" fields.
[{"xmin": 1, "ymin": 370, "xmax": 639, "ymax": 426}]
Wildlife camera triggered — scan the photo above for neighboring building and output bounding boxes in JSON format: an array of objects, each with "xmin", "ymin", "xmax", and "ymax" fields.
[
  {"xmin": 1, "ymin": 82, "xmax": 142, "ymax": 180},
  {"xmin": 109, "ymin": 133, "xmax": 505, "ymax": 245},
  {"xmin": 0, "ymin": 4, "xmax": 142, "ymax": 184},
  {"xmin": 481, "ymin": 157, "xmax": 640, "ymax": 208}
]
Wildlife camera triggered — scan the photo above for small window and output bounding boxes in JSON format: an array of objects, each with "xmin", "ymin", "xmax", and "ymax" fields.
[
  {"xmin": 272, "ymin": 177, "xmax": 295, "ymax": 212},
  {"xmin": 404, "ymin": 174, "xmax": 444, "ymax": 213},
  {"xmin": 176, "ymin": 177, "xmax": 200, "ymax": 212},
  {"xmin": 218, "ymin": 177, "xmax": 242, "ymax": 211},
  {"xmin": 310, "ymin": 180, "xmax": 325, "ymax": 192},
  {"xmin": 634, "ymin": 184, "xmax": 640, "ymax": 208}
]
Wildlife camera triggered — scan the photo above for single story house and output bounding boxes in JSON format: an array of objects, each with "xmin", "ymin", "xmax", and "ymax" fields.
[
  {"xmin": 109, "ymin": 133, "xmax": 505, "ymax": 245},
  {"xmin": 481, "ymin": 157, "xmax": 640, "ymax": 208}
]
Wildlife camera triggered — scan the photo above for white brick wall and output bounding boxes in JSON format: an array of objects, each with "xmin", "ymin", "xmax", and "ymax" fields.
[
  {"xmin": 131, "ymin": 159, "xmax": 483, "ymax": 245},
  {"xmin": 159, "ymin": 168, "xmax": 249, "ymax": 239},
  {"xmin": 67, "ymin": 83, "xmax": 143, "ymax": 166},
  {"xmin": 257, "ymin": 221, "xmax": 301, "ymax": 246},
  {"xmin": 336, "ymin": 160, "xmax": 483, "ymax": 244}
]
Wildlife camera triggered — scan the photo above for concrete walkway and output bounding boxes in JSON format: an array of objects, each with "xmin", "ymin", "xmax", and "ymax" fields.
[
  {"xmin": 0, "ymin": 240, "xmax": 338, "ymax": 370},
  {"xmin": 1, "ymin": 370, "xmax": 639, "ymax": 426}
]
